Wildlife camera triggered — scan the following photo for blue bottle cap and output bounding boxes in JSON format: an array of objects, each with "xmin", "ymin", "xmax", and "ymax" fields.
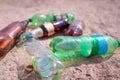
[{"xmin": 95, "ymin": 35, "xmax": 108, "ymax": 55}]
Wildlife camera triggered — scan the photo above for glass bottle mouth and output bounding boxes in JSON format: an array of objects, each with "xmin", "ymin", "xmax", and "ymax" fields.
[
  {"xmin": 20, "ymin": 20, "xmax": 29, "ymax": 27},
  {"xmin": 28, "ymin": 18, "xmax": 32, "ymax": 22}
]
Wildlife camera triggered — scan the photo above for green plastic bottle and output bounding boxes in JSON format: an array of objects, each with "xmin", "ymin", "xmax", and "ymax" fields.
[
  {"xmin": 21, "ymin": 34, "xmax": 120, "ymax": 80},
  {"xmin": 29, "ymin": 13, "xmax": 74, "ymax": 27},
  {"xmin": 51, "ymin": 35, "xmax": 120, "ymax": 67}
]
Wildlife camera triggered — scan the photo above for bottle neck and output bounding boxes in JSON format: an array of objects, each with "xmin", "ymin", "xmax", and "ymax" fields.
[
  {"xmin": 53, "ymin": 19, "xmax": 69, "ymax": 30},
  {"xmin": 28, "ymin": 18, "xmax": 32, "ymax": 22},
  {"xmin": 118, "ymin": 41, "xmax": 120, "ymax": 47}
]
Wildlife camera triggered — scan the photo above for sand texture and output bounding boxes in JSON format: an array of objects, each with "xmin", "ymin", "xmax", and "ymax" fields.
[{"xmin": 0, "ymin": 0, "xmax": 120, "ymax": 80}]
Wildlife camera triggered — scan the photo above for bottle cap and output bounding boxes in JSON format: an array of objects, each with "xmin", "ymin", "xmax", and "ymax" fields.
[
  {"xmin": 25, "ymin": 65, "xmax": 34, "ymax": 73},
  {"xmin": 97, "ymin": 35, "xmax": 108, "ymax": 55},
  {"xmin": 21, "ymin": 32, "xmax": 33, "ymax": 42},
  {"xmin": 91, "ymin": 35, "xmax": 108, "ymax": 55}
]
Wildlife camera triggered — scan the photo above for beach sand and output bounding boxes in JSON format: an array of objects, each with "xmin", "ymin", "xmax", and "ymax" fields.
[{"xmin": 0, "ymin": 0, "xmax": 120, "ymax": 80}]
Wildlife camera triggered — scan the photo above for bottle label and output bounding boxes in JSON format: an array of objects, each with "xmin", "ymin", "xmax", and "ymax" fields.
[{"xmin": 43, "ymin": 23, "xmax": 55, "ymax": 36}]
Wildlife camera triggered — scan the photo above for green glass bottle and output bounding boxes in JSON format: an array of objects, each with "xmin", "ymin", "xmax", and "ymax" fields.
[
  {"xmin": 51, "ymin": 35, "xmax": 120, "ymax": 67},
  {"xmin": 29, "ymin": 13, "xmax": 75, "ymax": 27}
]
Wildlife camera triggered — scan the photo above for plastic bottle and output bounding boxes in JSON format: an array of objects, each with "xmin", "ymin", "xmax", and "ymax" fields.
[
  {"xmin": 26, "ymin": 19, "xmax": 69, "ymax": 38},
  {"xmin": 65, "ymin": 20, "xmax": 85, "ymax": 36},
  {"xmin": 22, "ymin": 34, "xmax": 120, "ymax": 80},
  {"xmin": 0, "ymin": 20, "xmax": 28, "ymax": 59},
  {"xmin": 51, "ymin": 35, "xmax": 120, "ymax": 66},
  {"xmin": 29, "ymin": 13, "xmax": 74, "ymax": 27},
  {"xmin": 21, "ymin": 33, "xmax": 64, "ymax": 80}
]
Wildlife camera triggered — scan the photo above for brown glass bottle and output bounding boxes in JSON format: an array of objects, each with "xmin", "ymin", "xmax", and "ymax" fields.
[
  {"xmin": 30, "ymin": 19, "xmax": 69, "ymax": 38},
  {"xmin": 0, "ymin": 20, "xmax": 28, "ymax": 59}
]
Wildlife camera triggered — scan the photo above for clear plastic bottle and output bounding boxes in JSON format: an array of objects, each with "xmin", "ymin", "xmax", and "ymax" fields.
[
  {"xmin": 21, "ymin": 33, "xmax": 64, "ymax": 80},
  {"xmin": 51, "ymin": 35, "xmax": 120, "ymax": 66},
  {"xmin": 29, "ymin": 13, "xmax": 74, "ymax": 27}
]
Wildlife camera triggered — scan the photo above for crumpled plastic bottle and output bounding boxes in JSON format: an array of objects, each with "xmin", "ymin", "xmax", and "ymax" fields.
[
  {"xmin": 21, "ymin": 33, "xmax": 64, "ymax": 80},
  {"xmin": 29, "ymin": 13, "xmax": 74, "ymax": 27}
]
